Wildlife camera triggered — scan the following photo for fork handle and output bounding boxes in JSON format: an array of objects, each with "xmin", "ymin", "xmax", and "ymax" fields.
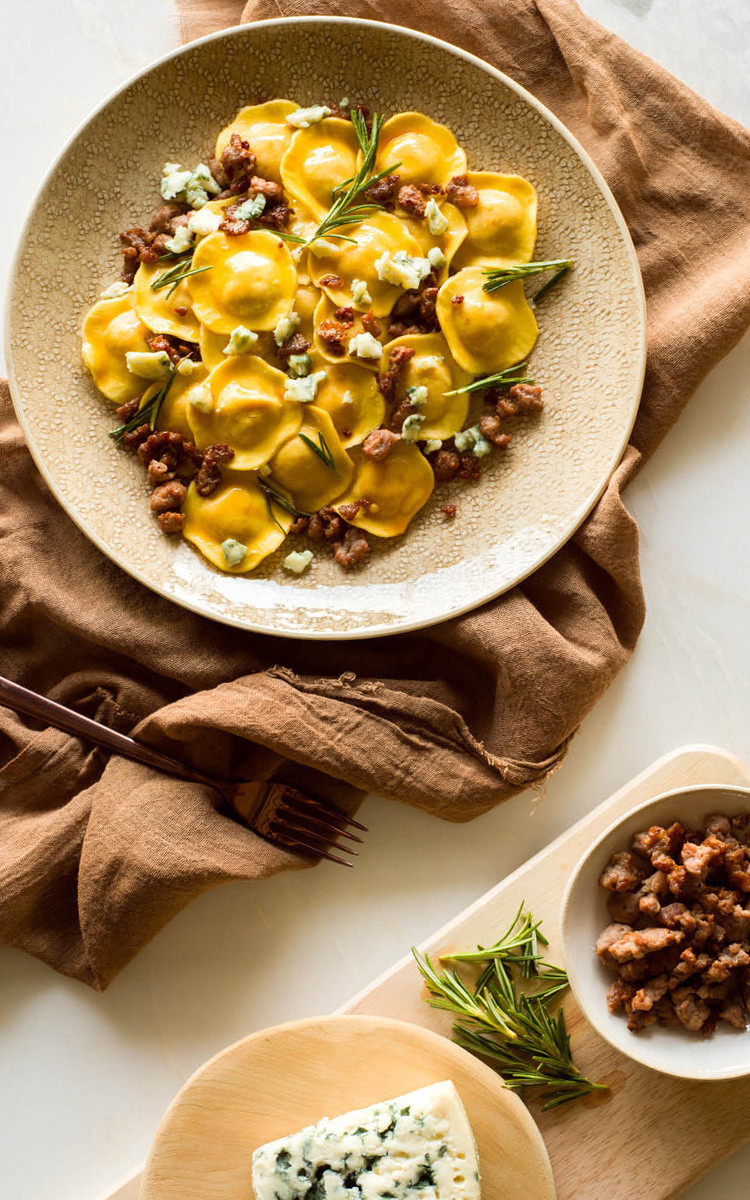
[{"xmin": 0, "ymin": 674, "xmax": 222, "ymax": 792}]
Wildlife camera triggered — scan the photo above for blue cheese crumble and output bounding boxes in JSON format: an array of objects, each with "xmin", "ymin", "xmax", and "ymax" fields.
[
  {"xmin": 286, "ymin": 105, "xmax": 332, "ymax": 128},
  {"xmin": 374, "ymin": 250, "xmax": 432, "ymax": 291},
  {"xmin": 425, "ymin": 199, "xmax": 450, "ymax": 237},
  {"xmin": 454, "ymin": 425, "xmax": 492, "ymax": 457},
  {"xmin": 125, "ymin": 350, "xmax": 172, "ymax": 381},
  {"xmin": 221, "ymin": 538, "xmax": 247, "ymax": 567},
  {"xmin": 285, "ymin": 370, "xmax": 327, "ymax": 403},
  {"xmin": 252, "ymin": 1081, "xmax": 480, "ymax": 1200},
  {"xmin": 223, "ymin": 326, "xmax": 259, "ymax": 356},
  {"xmin": 234, "ymin": 193, "xmax": 267, "ymax": 220},
  {"xmin": 401, "ymin": 413, "xmax": 425, "ymax": 442},
  {"xmin": 283, "ymin": 549, "xmax": 314, "ymax": 574}
]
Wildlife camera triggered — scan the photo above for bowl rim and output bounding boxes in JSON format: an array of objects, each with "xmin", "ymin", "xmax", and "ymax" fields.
[
  {"xmin": 4, "ymin": 15, "xmax": 647, "ymax": 641},
  {"xmin": 561, "ymin": 781, "xmax": 750, "ymax": 1081}
]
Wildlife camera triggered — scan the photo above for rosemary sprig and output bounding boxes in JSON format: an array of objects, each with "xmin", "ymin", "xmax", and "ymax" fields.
[
  {"xmin": 258, "ymin": 479, "xmax": 310, "ymax": 533},
  {"xmin": 444, "ymin": 363, "xmax": 535, "ymax": 397},
  {"xmin": 306, "ymin": 110, "xmax": 400, "ymax": 246},
  {"xmin": 413, "ymin": 906, "xmax": 606, "ymax": 1112},
  {"xmin": 299, "ymin": 431, "xmax": 337, "ymax": 474},
  {"xmin": 109, "ymin": 367, "xmax": 177, "ymax": 443},
  {"xmin": 444, "ymin": 902, "xmax": 547, "ymax": 978},
  {"xmin": 482, "ymin": 258, "xmax": 573, "ymax": 294},
  {"xmin": 150, "ymin": 257, "xmax": 213, "ymax": 299}
]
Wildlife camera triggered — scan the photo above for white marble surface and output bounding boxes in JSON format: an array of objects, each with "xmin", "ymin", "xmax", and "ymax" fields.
[{"xmin": 1, "ymin": 3, "xmax": 749, "ymax": 1199}]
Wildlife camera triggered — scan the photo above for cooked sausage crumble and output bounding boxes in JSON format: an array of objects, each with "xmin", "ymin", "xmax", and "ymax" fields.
[{"xmin": 596, "ymin": 814, "xmax": 750, "ymax": 1035}]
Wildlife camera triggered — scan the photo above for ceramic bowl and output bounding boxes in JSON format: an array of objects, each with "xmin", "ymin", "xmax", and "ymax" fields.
[
  {"xmin": 6, "ymin": 17, "xmax": 646, "ymax": 639},
  {"xmin": 561, "ymin": 783, "xmax": 750, "ymax": 1081}
]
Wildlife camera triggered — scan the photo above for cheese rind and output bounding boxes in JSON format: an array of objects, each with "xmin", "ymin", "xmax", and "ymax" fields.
[{"xmin": 251, "ymin": 1081, "xmax": 480, "ymax": 1200}]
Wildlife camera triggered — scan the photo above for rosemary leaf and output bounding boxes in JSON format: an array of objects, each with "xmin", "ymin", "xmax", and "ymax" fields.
[
  {"xmin": 257, "ymin": 479, "xmax": 311, "ymax": 523},
  {"xmin": 444, "ymin": 363, "xmax": 535, "ymax": 397},
  {"xmin": 413, "ymin": 906, "xmax": 606, "ymax": 1112},
  {"xmin": 109, "ymin": 366, "xmax": 177, "ymax": 443},
  {"xmin": 150, "ymin": 258, "xmax": 213, "ymax": 299},
  {"xmin": 532, "ymin": 263, "xmax": 572, "ymax": 303},
  {"xmin": 482, "ymin": 258, "xmax": 573, "ymax": 294},
  {"xmin": 306, "ymin": 112, "xmax": 401, "ymax": 246},
  {"xmin": 299, "ymin": 431, "xmax": 338, "ymax": 474}
]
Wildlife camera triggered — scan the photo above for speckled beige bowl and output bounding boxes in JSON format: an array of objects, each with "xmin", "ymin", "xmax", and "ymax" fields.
[{"xmin": 6, "ymin": 17, "xmax": 646, "ymax": 640}]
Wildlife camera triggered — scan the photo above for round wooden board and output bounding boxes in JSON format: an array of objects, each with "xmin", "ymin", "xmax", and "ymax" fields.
[{"xmin": 139, "ymin": 1014, "xmax": 556, "ymax": 1200}]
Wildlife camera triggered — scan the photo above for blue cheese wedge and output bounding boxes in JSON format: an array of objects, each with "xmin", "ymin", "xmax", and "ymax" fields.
[{"xmin": 252, "ymin": 1081, "xmax": 480, "ymax": 1200}]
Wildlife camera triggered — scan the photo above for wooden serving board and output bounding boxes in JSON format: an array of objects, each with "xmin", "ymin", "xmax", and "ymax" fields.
[{"xmin": 99, "ymin": 745, "xmax": 750, "ymax": 1200}]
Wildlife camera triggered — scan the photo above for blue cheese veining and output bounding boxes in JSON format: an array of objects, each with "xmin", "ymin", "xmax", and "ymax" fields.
[{"xmin": 252, "ymin": 1081, "xmax": 480, "ymax": 1200}]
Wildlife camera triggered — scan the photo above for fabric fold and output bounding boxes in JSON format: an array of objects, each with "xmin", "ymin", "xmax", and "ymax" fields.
[{"xmin": 1, "ymin": 0, "xmax": 749, "ymax": 986}]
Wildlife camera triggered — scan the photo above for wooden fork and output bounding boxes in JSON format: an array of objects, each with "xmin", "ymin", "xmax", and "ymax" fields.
[{"xmin": 0, "ymin": 675, "xmax": 365, "ymax": 866}]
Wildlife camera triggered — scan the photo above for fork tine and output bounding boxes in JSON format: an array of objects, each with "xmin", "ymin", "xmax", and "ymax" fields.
[
  {"xmin": 272, "ymin": 820, "xmax": 360, "ymax": 858},
  {"xmin": 276, "ymin": 803, "xmax": 365, "ymax": 844},
  {"xmin": 282, "ymin": 791, "xmax": 368, "ymax": 833},
  {"xmin": 271, "ymin": 825, "xmax": 357, "ymax": 867}
]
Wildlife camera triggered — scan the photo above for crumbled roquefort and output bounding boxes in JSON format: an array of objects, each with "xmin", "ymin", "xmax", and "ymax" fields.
[
  {"xmin": 351, "ymin": 278, "xmax": 372, "ymax": 307},
  {"xmin": 348, "ymin": 331, "xmax": 383, "ymax": 360},
  {"xmin": 454, "ymin": 424, "xmax": 492, "ymax": 457},
  {"xmin": 374, "ymin": 250, "xmax": 432, "ymax": 291},
  {"xmin": 188, "ymin": 207, "xmax": 223, "ymax": 237},
  {"xmin": 406, "ymin": 385, "xmax": 429, "ymax": 408},
  {"xmin": 221, "ymin": 538, "xmax": 247, "ymax": 567},
  {"xmin": 234, "ymin": 193, "xmax": 267, "ymax": 220},
  {"xmin": 287, "ymin": 353, "xmax": 312, "ymax": 378},
  {"xmin": 176, "ymin": 358, "xmax": 203, "ymax": 377},
  {"xmin": 161, "ymin": 163, "xmax": 192, "ymax": 201},
  {"xmin": 125, "ymin": 350, "xmax": 172, "ymax": 380},
  {"xmin": 340, "ymin": 390, "xmax": 355, "ymax": 405},
  {"xmin": 283, "ymin": 549, "xmax": 314, "ymax": 574},
  {"xmin": 100, "ymin": 281, "xmax": 131, "ymax": 299},
  {"xmin": 223, "ymin": 326, "xmax": 259, "ymax": 356},
  {"xmin": 401, "ymin": 413, "xmax": 425, "ymax": 441},
  {"xmin": 424, "ymin": 438, "xmax": 442, "ymax": 454},
  {"xmin": 187, "ymin": 383, "xmax": 213, "ymax": 412},
  {"xmin": 308, "ymin": 238, "xmax": 340, "ymax": 259},
  {"xmin": 185, "ymin": 162, "xmax": 222, "ymax": 208},
  {"xmin": 286, "ymin": 105, "xmax": 332, "ymax": 128},
  {"xmin": 427, "ymin": 246, "xmax": 447, "ymax": 270},
  {"xmin": 274, "ymin": 311, "xmax": 301, "ymax": 346},
  {"xmin": 251, "ymin": 1081, "xmax": 480, "ymax": 1200},
  {"xmin": 161, "ymin": 162, "xmax": 221, "ymax": 208},
  {"xmin": 163, "ymin": 224, "xmax": 194, "ymax": 255},
  {"xmin": 284, "ymin": 370, "xmax": 327, "ymax": 403},
  {"xmin": 425, "ymin": 198, "xmax": 450, "ymax": 237}
]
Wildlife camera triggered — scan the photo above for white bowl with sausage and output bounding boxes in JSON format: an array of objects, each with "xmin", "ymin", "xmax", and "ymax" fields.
[{"xmin": 561, "ymin": 783, "xmax": 750, "ymax": 1081}]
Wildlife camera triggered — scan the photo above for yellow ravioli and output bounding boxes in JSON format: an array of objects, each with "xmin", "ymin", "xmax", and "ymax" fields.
[
  {"xmin": 334, "ymin": 440, "xmax": 434, "ymax": 538},
  {"xmin": 215, "ymin": 100, "xmax": 298, "ymax": 183},
  {"xmin": 269, "ymin": 406, "xmax": 353, "ymax": 513},
  {"xmin": 133, "ymin": 261, "xmax": 201, "ymax": 342},
  {"xmin": 183, "ymin": 476, "xmax": 292, "ymax": 574},
  {"xmin": 382, "ymin": 332, "xmax": 470, "ymax": 440},
  {"xmin": 375, "ymin": 112, "xmax": 467, "ymax": 187},
  {"xmin": 310, "ymin": 212, "xmax": 424, "ymax": 318},
  {"xmin": 452, "ymin": 172, "xmax": 537, "ymax": 269},
  {"xmin": 81, "ymin": 291, "xmax": 151, "ymax": 403},
  {"xmin": 187, "ymin": 355, "xmax": 302, "ymax": 469},
  {"xmin": 281, "ymin": 118, "xmax": 359, "ymax": 220},
  {"xmin": 188, "ymin": 229, "xmax": 298, "ymax": 335},
  {"xmin": 313, "ymin": 361, "xmax": 385, "ymax": 448},
  {"xmin": 436, "ymin": 268, "xmax": 538, "ymax": 375}
]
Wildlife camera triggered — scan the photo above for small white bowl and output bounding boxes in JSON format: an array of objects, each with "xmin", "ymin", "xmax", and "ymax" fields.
[{"xmin": 561, "ymin": 783, "xmax": 750, "ymax": 1081}]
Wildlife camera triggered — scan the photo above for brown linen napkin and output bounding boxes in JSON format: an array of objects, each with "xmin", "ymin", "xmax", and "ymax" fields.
[{"xmin": 2, "ymin": 0, "xmax": 749, "ymax": 990}]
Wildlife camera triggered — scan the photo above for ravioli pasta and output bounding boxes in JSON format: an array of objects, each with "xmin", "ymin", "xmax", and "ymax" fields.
[{"xmin": 81, "ymin": 97, "xmax": 564, "ymax": 576}]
